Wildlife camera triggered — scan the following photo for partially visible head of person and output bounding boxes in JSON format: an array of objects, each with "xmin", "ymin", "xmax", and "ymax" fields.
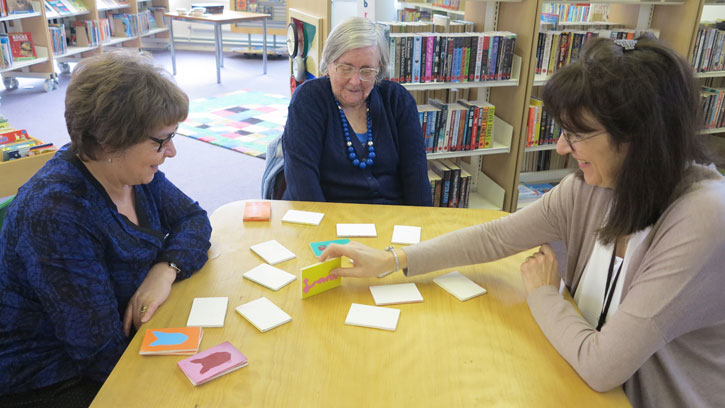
[
  {"xmin": 65, "ymin": 49, "xmax": 189, "ymax": 162},
  {"xmin": 320, "ymin": 17, "xmax": 389, "ymax": 108},
  {"xmin": 543, "ymin": 36, "xmax": 708, "ymax": 243}
]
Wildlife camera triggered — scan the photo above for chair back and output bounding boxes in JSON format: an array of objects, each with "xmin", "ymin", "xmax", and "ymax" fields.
[
  {"xmin": 0, "ymin": 195, "xmax": 15, "ymax": 231},
  {"xmin": 261, "ymin": 135, "xmax": 286, "ymax": 199}
]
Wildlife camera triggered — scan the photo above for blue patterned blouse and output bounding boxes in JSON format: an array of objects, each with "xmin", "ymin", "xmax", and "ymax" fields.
[{"xmin": 0, "ymin": 146, "xmax": 211, "ymax": 395}]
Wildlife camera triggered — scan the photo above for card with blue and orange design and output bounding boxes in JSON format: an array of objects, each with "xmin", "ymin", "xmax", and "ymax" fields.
[{"xmin": 139, "ymin": 326, "xmax": 203, "ymax": 355}]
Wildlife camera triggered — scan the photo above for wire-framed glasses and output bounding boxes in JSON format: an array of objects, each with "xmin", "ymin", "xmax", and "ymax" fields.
[
  {"xmin": 149, "ymin": 130, "xmax": 176, "ymax": 152},
  {"xmin": 333, "ymin": 63, "xmax": 379, "ymax": 82},
  {"xmin": 560, "ymin": 129, "xmax": 608, "ymax": 151}
]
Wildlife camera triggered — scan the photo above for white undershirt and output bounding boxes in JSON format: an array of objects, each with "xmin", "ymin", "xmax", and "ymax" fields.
[{"xmin": 573, "ymin": 227, "xmax": 651, "ymax": 328}]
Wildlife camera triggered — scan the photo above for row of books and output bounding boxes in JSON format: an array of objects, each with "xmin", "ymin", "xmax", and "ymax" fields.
[
  {"xmin": 97, "ymin": 0, "xmax": 130, "ymax": 9},
  {"xmin": 109, "ymin": 12, "xmax": 139, "ymax": 37},
  {"xmin": 396, "ymin": 8, "xmax": 431, "ymax": 23},
  {"xmin": 2, "ymin": 0, "xmax": 36, "ymax": 16},
  {"xmin": 540, "ymin": 3, "xmax": 609, "ymax": 24},
  {"xmin": 431, "ymin": 0, "xmax": 461, "ymax": 11},
  {"xmin": 526, "ymin": 97, "xmax": 561, "ymax": 148},
  {"xmin": 692, "ymin": 22, "xmax": 725, "ymax": 73},
  {"xmin": 45, "ymin": 0, "xmax": 87, "ymax": 18},
  {"xmin": 428, "ymin": 159, "xmax": 471, "ymax": 208},
  {"xmin": 0, "ymin": 32, "xmax": 36, "ymax": 68},
  {"xmin": 382, "ymin": 20, "xmax": 474, "ymax": 34},
  {"xmin": 701, "ymin": 85, "xmax": 725, "ymax": 130},
  {"xmin": 535, "ymin": 29, "xmax": 658, "ymax": 77},
  {"xmin": 521, "ymin": 150, "xmax": 574, "ymax": 174},
  {"xmin": 418, "ymin": 98, "xmax": 495, "ymax": 153},
  {"xmin": 384, "ymin": 31, "xmax": 517, "ymax": 85},
  {"xmin": 48, "ymin": 23, "xmax": 67, "ymax": 55},
  {"xmin": 0, "ymin": 128, "xmax": 56, "ymax": 162}
]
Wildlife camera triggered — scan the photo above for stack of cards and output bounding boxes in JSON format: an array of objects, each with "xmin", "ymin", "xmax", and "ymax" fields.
[
  {"xmin": 235, "ymin": 297, "xmax": 291, "ymax": 332},
  {"xmin": 250, "ymin": 240, "xmax": 296, "ymax": 265},
  {"xmin": 243, "ymin": 201, "xmax": 271, "ymax": 221},
  {"xmin": 186, "ymin": 297, "xmax": 229, "ymax": 327},
  {"xmin": 369, "ymin": 283, "xmax": 424, "ymax": 305},
  {"xmin": 345, "ymin": 303, "xmax": 401, "ymax": 331},
  {"xmin": 243, "ymin": 263, "xmax": 296, "ymax": 291},
  {"xmin": 281, "ymin": 209, "xmax": 325, "ymax": 225},
  {"xmin": 391, "ymin": 225, "xmax": 422, "ymax": 245},
  {"xmin": 433, "ymin": 271, "xmax": 487, "ymax": 301},
  {"xmin": 139, "ymin": 327, "xmax": 204, "ymax": 355},
  {"xmin": 336, "ymin": 223, "xmax": 377, "ymax": 237},
  {"xmin": 177, "ymin": 341, "xmax": 248, "ymax": 386}
]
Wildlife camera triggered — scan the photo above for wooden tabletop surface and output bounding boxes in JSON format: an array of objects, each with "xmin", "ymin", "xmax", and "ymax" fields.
[{"xmin": 90, "ymin": 200, "xmax": 630, "ymax": 407}]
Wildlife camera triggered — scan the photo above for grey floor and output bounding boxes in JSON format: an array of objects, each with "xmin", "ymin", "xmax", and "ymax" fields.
[{"xmin": 0, "ymin": 48, "xmax": 290, "ymax": 214}]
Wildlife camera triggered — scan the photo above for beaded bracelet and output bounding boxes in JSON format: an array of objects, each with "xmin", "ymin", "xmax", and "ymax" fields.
[{"xmin": 378, "ymin": 246, "xmax": 399, "ymax": 278}]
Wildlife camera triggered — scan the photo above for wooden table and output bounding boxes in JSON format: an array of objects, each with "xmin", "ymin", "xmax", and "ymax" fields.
[
  {"xmin": 91, "ymin": 201, "xmax": 630, "ymax": 407},
  {"xmin": 164, "ymin": 11, "xmax": 270, "ymax": 84}
]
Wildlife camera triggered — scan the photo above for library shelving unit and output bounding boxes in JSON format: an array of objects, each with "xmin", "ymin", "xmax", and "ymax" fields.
[
  {"xmin": 510, "ymin": 0, "xmax": 703, "ymax": 211},
  {"xmin": 1, "ymin": 2, "xmax": 56, "ymax": 92},
  {"xmin": 1, "ymin": 0, "xmax": 170, "ymax": 92},
  {"xmin": 398, "ymin": 0, "xmax": 467, "ymax": 18}
]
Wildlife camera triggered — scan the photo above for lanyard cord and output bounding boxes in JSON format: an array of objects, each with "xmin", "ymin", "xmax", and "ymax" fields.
[{"xmin": 596, "ymin": 242, "xmax": 624, "ymax": 331}]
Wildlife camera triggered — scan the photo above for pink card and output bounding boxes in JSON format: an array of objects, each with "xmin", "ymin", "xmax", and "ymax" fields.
[{"xmin": 177, "ymin": 341, "xmax": 248, "ymax": 386}]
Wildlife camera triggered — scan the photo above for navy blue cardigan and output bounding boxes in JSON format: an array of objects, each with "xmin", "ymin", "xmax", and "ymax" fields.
[
  {"xmin": 0, "ymin": 146, "xmax": 211, "ymax": 394},
  {"xmin": 282, "ymin": 77, "xmax": 432, "ymax": 206}
]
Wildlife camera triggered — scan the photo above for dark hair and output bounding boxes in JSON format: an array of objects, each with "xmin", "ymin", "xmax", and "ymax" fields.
[
  {"xmin": 543, "ymin": 36, "xmax": 709, "ymax": 244},
  {"xmin": 65, "ymin": 49, "xmax": 188, "ymax": 160}
]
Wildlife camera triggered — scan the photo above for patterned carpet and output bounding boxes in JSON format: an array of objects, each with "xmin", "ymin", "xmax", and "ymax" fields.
[{"xmin": 178, "ymin": 90, "xmax": 289, "ymax": 159}]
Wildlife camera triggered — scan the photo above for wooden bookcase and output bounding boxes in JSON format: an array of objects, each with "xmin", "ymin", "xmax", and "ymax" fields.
[
  {"xmin": 1, "ymin": 0, "xmax": 170, "ymax": 92},
  {"xmin": 511, "ymin": 0, "xmax": 706, "ymax": 212}
]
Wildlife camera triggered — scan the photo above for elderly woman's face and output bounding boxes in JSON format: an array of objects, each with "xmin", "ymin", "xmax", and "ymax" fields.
[
  {"xmin": 329, "ymin": 46, "xmax": 378, "ymax": 109},
  {"xmin": 110, "ymin": 123, "xmax": 178, "ymax": 185}
]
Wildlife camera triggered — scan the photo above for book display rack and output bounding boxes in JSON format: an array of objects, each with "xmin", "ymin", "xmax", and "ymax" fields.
[{"xmin": 1, "ymin": 0, "xmax": 169, "ymax": 92}]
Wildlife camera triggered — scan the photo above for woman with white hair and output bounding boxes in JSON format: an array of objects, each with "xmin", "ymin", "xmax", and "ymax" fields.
[{"xmin": 282, "ymin": 17, "xmax": 432, "ymax": 206}]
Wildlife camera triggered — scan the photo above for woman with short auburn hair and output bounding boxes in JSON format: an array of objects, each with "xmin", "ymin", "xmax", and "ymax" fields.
[{"xmin": 0, "ymin": 49, "xmax": 211, "ymax": 407}]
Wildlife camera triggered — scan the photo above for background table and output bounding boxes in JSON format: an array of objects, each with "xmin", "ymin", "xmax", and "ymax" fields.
[
  {"xmin": 91, "ymin": 201, "xmax": 630, "ymax": 407},
  {"xmin": 164, "ymin": 11, "xmax": 270, "ymax": 84}
]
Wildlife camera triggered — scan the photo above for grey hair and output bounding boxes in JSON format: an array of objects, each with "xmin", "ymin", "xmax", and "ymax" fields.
[{"xmin": 320, "ymin": 16, "xmax": 389, "ymax": 81}]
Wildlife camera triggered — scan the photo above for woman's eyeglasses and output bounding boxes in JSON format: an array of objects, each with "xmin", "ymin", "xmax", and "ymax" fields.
[
  {"xmin": 560, "ymin": 129, "xmax": 607, "ymax": 151},
  {"xmin": 333, "ymin": 63, "xmax": 379, "ymax": 82},
  {"xmin": 149, "ymin": 130, "xmax": 176, "ymax": 152}
]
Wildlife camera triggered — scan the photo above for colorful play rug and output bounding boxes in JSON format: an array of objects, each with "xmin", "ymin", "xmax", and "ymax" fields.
[{"xmin": 177, "ymin": 90, "xmax": 289, "ymax": 159}]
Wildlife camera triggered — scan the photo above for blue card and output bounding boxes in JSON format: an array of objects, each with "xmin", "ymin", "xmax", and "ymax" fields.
[{"xmin": 310, "ymin": 239, "xmax": 350, "ymax": 256}]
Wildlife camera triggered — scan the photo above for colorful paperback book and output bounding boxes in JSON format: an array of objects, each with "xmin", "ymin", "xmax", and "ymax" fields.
[
  {"xmin": 177, "ymin": 341, "xmax": 248, "ymax": 386},
  {"xmin": 0, "ymin": 129, "xmax": 31, "ymax": 145},
  {"xmin": 139, "ymin": 327, "xmax": 203, "ymax": 355},
  {"xmin": 7, "ymin": 32, "xmax": 36, "ymax": 61},
  {"xmin": 309, "ymin": 238, "xmax": 350, "ymax": 257},
  {"xmin": 6, "ymin": 0, "xmax": 35, "ymax": 14},
  {"xmin": 300, "ymin": 257, "xmax": 342, "ymax": 299},
  {"xmin": 243, "ymin": 201, "xmax": 271, "ymax": 221}
]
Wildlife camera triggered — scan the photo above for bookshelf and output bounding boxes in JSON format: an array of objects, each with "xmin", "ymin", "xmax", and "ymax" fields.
[
  {"xmin": 1, "ymin": 0, "xmax": 170, "ymax": 91},
  {"xmin": 509, "ymin": 0, "xmax": 704, "ymax": 211},
  {"xmin": 1, "ymin": 1, "xmax": 56, "ymax": 92}
]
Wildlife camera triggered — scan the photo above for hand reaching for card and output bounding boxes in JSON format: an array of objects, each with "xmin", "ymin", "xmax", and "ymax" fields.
[{"xmin": 320, "ymin": 241, "xmax": 405, "ymax": 278}]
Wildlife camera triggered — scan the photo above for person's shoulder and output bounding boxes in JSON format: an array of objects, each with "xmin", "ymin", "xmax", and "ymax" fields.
[
  {"xmin": 672, "ymin": 165, "xmax": 725, "ymax": 218},
  {"xmin": 293, "ymin": 77, "xmax": 330, "ymax": 100}
]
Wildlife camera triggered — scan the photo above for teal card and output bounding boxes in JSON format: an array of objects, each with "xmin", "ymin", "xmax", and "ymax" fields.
[{"xmin": 309, "ymin": 239, "xmax": 350, "ymax": 257}]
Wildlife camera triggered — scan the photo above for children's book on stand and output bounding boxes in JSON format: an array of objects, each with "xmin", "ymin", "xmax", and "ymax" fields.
[
  {"xmin": 7, "ymin": 32, "xmax": 36, "ymax": 61},
  {"xmin": 1, "ymin": 129, "xmax": 56, "ymax": 162},
  {"xmin": 139, "ymin": 327, "xmax": 204, "ymax": 355},
  {"xmin": 0, "ymin": 34, "xmax": 13, "ymax": 68},
  {"xmin": 46, "ymin": 0, "xmax": 73, "ymax": 15},
  {"xmin": 177, "ymin": 341, "xmax": 248, "ymax": 386}
]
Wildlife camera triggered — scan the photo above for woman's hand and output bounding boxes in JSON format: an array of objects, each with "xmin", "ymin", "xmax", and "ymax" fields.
[
  {"xmin": 520, "ymin": 244, "xmax": 560, "ymax": 295},
  {"xmin": 320, "ymin": 241, "xmax": 401, "ymax": 278},
  {"xmin": 123, "ymin": 263, "xmax": 177, "ymax": 336}
]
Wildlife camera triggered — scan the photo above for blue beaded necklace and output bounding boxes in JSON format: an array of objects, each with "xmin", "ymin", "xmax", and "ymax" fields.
[{"xmin": 336, "ymin": 99, "xmax": 375, "ymax": 169}]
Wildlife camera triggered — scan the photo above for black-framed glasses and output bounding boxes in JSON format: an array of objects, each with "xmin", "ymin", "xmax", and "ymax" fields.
[
  {"xmin": 149, "ymin": 129, "xmax": 176, "ymax": 152},
  {"xmin": 560, "ymin": 129, "xmax": 607, "ymax": 151},
  {"xmin": 333, "ymin": 63, "xmax": 379, "ymax": 82}
]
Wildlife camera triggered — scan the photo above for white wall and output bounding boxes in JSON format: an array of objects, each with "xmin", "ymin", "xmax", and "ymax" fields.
[
  {"xmin": 331, "ymin": 0, "xmax": 398, "ymax": 28},
  {"xmin": 701, "ymin": 5, "xmax": 725, "ymax": 22}
]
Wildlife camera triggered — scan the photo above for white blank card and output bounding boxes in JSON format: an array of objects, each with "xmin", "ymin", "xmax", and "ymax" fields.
[
  {"xmin": 243, "ymin": 263, "xmax": 296, "ymax": 291},
  {"xmin": 345, "ymin": 303, "xmax": 400, "ymax": 331},
  {"xmin": 433, "ymin": 271, "xmax": 487, "ymax": 301},
  {"xmin": 236, "ymin": 296, "xmax": 291, "ymax": 332},
  {"xmin": 186, "ymin": 297, "xmax": 229, "ymax": 327},
  {"xmin": 250, "ymin": 239, "xmax": 296, "ymax": 265},
  {"xmin": 369, "ymin": 283, "xmax": 423, "ymax": 306}
]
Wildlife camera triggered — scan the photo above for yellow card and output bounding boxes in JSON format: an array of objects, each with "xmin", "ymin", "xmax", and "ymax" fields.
[{"xmin": 301, "ymin": 257, "xmax": 342, "ymax": 299}]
